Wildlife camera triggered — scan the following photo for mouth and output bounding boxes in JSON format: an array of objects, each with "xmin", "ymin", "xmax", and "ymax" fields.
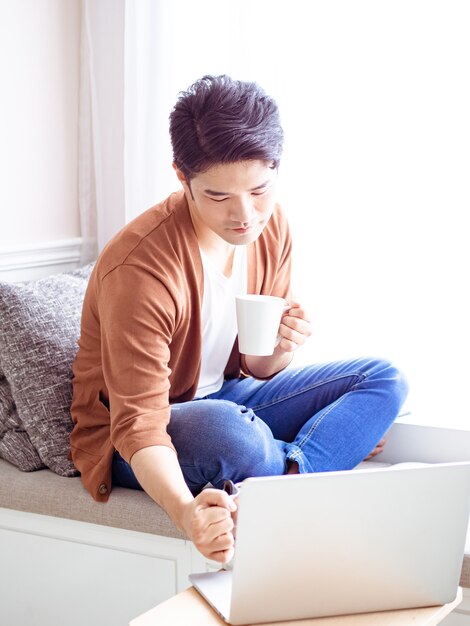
[{"xmin": 231, "ymin": 224, "xmax": 255, "ymax": 235}]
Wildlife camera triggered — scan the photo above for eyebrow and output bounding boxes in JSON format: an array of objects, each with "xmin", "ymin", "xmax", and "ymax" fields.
[{"xmin": 204, "ymin": 180, "xmax": 271, "ymax": 197}]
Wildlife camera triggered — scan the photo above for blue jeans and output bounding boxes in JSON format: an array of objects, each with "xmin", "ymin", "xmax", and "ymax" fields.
[{"xmin": 112, "ymin": 357, "xmax": 408, "ymax": 495}]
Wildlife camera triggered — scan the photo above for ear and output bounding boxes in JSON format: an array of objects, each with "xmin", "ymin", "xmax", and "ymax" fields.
[
  {"xmin": 172, "ymin": 163, "xmax": 195, "ymax": 200},
  {"xmin": 173, "ymin": 163, "xmax": 187, "ymax": 186}
]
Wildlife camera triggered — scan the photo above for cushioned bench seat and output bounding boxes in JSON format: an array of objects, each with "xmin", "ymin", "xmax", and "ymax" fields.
[
  {"xmin": 1, "ymin": 456, "xmax": 469, "ymax": 589},
  {"xmin": 0, "ymin": 458, "xmax": 184, "ymax": 540},
  {"xmin": 462, "ymin": 555, "xmax": 470, "ymax": 589}
]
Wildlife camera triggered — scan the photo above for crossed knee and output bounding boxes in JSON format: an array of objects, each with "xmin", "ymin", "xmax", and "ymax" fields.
[
  {"xmin": 360, "ymin": 358, "xmax": 409, "ymax": 411},
  {"xmin": 169, "ymin": 399, "xmax": 281, "ymax": 474}
]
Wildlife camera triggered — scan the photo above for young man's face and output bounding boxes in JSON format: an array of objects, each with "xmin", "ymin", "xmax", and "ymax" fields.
[{"xmin": 175, "ymin": 160, "xmax": 278, "ymax": 247}]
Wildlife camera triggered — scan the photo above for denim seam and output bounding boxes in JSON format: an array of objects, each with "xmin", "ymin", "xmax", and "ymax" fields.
[
  {"xmin": 295, "ymin": 394, "xmax": 347, "ymax": 449},
  {"xmin": 285, "ymin": 447, "xmax": 308, "ymax": 472},
  {"xmin": 251, "ymin": 371, "xmax": 367, "ymax": 413}
]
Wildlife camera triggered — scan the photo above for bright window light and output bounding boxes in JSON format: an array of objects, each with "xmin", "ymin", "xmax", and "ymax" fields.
[{"xmin": 129, "ymin": 0, "xmax": 470, "ymax": 429}]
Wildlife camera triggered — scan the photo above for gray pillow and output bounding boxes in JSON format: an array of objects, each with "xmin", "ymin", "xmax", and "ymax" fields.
[
  {"xmin": 0, "ymin": 373, "xmax": 45, "ymax": 471},
  {"xmin": 0, "ymin": 264, "xmax": 94, "ymax": 476}
]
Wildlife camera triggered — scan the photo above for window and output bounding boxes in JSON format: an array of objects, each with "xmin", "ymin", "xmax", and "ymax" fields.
[{"xmin": 122, "ymin": 1, "xmax": 469, "ymax": 429}]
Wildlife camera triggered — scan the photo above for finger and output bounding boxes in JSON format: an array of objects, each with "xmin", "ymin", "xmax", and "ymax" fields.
[
  {"xmin": 196, "ymin": 488, "xmax": 237, "ymax": 513},
  {"xmin": 282, "ymin": 312, "xmax": 312, "ymax": 337},
  {"xmin": 282, "ymin": 309, "xmax": 310, "ymax": 324},
  {"xmin": 277, "ymin": 337, "xmax": 298, "ymax": 353},
  {"xmin": 210, "ymin": 531, "xmax": 235, "ymax": 550},
  {"xmin": 198, "ymin": 502, "xmax": 233, "ymax": 523},
  {"xmin": 278, "ymin": 324, "xmax": 310, "ymax": 349},
  {"xmin": 283, "ymin": 299, "xmax": 311, "ymax": 319},
  {"xmin": 279, "ymin": 329, "xmax": 305, "ymax": 349},
  {"xmin": 284, "ymin": 306, "xmax": 310, "ymax": 321},
  {"xmin": 191, "ymin": 510, "xmax": 234, "ymax": 546},
  {"xmin": 209, "ymin": 544, "xmax": 235, "ymax": 564},
  {"xmin": 281, "ymin": 316, "xmax": 312, "ymax": 338},
  {"xmin": 195, "ymin": 524, "xmax": 234, "ymax": 549},
  {"xmin": 193, "ymin": 505, "xmax": 233, "ymax": 537},
  {"xmin": 201, "ymin": 513, "xmax": 235, "ymax": 543},
  {"xmin": 203, "ymin": 521, "xmax": 235, "ymax": 548}
]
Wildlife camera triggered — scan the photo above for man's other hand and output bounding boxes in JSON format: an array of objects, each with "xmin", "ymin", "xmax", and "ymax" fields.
[{"xmin": 277, "ymin": 299, "xmax": 312, "ymax": 353}]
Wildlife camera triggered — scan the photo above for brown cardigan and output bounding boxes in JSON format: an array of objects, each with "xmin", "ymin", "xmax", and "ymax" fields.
[{"xmin": 70, "ymin": 191, "xmax": 292, "ymax": 501}]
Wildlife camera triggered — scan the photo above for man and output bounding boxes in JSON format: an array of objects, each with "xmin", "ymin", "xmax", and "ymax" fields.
[{"xmin": 70, "ymin": 75, "xmax": 408, "ymax": 564}]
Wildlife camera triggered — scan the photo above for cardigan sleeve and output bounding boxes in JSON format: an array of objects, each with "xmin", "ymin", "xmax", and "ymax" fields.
[{"xmin": 98, "ymin": 263, "xmax": 177, "ymax": 462}]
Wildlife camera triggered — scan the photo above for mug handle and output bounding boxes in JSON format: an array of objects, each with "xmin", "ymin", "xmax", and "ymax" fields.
[{"xmin": 275, "ymin": 303, "xmax": 291, "ymax": 346}]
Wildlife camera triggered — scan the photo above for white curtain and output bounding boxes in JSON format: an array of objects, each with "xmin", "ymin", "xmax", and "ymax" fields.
[
  {"xmin": 79, "ymin": 0, "xmax": 127, "ymax": 260},
  {"xmin": 78, "ymin": 0, "xmax": 98, "ymax": 264},
  {"xmin": 79, "ymin": 0, "xmax": 470, "ymax": 429}
]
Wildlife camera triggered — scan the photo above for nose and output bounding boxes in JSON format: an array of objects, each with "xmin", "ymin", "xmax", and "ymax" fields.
[{"xmin": 230, "ymin": 196, "xmax": 254, "ymax": 225}]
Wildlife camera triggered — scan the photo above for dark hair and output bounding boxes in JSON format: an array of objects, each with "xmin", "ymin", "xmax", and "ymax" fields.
[{"xmin": 169, "ymin": 75, "xmax": 284, "ymax": 180}]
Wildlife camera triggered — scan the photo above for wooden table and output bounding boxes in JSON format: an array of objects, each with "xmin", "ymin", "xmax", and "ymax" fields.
[{"xmin": 130, "ymin": 586, "xmax": 462, "ymax": 626}]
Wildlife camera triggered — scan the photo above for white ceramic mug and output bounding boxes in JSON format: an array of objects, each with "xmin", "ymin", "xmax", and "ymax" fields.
[{"xmin": 235, "ymin": 294, "xmax": 288, "ymax": 356}]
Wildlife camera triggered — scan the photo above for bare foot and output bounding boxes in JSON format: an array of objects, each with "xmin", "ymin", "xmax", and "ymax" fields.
[
  {"xmin": 363, "ymin": 437, "xmax": 387, "ymax": 461},
  {"xmin": 287, "ymin": 460, "xmax": 299, "ymax": 474}
]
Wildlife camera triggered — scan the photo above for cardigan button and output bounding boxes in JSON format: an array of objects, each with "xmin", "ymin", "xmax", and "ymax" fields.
[{"xmin": 98, "ymin": 483, "xmax": 108, "ymax": 495}]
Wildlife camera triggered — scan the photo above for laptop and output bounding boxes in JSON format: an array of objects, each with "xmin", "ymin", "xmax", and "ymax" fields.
[{"xmin": 190, "ymin": 462, "xmax": 470, "ymax": 625}]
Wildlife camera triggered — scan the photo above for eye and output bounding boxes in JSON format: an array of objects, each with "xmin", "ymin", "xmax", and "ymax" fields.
[
  {"xmin": 251, "ymin": 189, "xmax": 267, "ymax": 196},
  {"xmin": 210, "ymin": 197, "xmax": 229, "ymax": 203}
]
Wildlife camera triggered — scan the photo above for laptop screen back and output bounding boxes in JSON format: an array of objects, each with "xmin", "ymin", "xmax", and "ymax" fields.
[{"xmin": 227, "ymin": 463, "xmax": 470, "ymax": 624}]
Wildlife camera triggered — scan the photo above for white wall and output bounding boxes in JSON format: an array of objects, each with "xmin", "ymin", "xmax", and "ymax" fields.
[{"xmin": 0, "ymin": 0, "xmax": 80, "ymax": 247}]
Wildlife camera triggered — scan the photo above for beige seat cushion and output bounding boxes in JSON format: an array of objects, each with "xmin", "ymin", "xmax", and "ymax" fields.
[
  {"xmin": 0, "ymin": 458, "xmax": 184, "ymax": 540},
  {"xmin": 1, "ymin": 458, "xmax": 469, "ymax": 588}
]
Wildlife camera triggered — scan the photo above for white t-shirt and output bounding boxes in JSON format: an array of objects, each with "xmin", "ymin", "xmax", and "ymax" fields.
[{"xmin": 195, "ymin": 245, "xmax": 247, "ymax": 398}]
